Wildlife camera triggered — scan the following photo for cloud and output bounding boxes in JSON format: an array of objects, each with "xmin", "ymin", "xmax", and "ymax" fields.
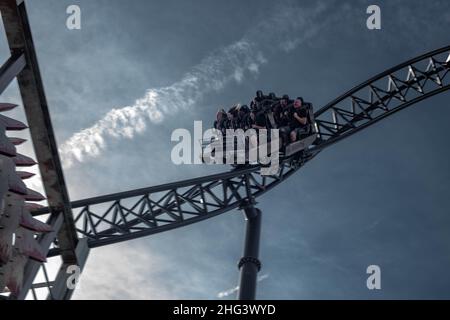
[
  {"xmin": 58, "ymin": 1, "xmax": 334, "ymax": 169},
  {"xmin": 72, "ymin": 244, "xmax": 173, "ymax": 300},
  {"xmin": 217, "ymin": 273, "xmax": 270, "ymax": 299}
]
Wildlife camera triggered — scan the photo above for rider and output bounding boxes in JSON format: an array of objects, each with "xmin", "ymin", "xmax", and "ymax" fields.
[
  {"xmin": 275, "ymin": 95, "xmax": 292, "ymax": 146},
  {"xmin": 273, "ymin": 94, "xmax": 289, "ymax": 127},
  {"xmin": 252, "ymin": 109, "xmax": 267, "ymax": 131},
  {"xmin": 255, "ymin": 90, "xmax": 265, "ymax": 104},
  {"xmin": 289, "ymin": 97, "xmax": 309, "ymax": 143},
  {"xmin": 238, "ymin": 105, "xmax": 252, "ymax": 131},
  {"xmin": 268, "ymin": 92, "xmax": 278, "ymax": 101},
  {"xmin": 247, "ymin": 103, "xmax": 267, "ymax": 150},
  {"xmin": 226, "ymin": 105, "xmax": 240, "ymax": 130},
  {"xmin": 214, "ymin": 109, "xmax": 227, "ymax": 135}
]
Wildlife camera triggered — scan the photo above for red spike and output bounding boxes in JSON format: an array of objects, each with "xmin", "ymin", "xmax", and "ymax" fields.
[
  {"xmin": 8, "ymin": 137, "xmax": 27, "ymax": 146},
  {"xmin": 24, "ymin": 202, "xmax": 45, "ymax": 211},
  {"xmin": 0, "ymin": 103, "xmax": 18, "ymax": 112},
  {"xmin": 23, "ymin": 188, "xmax": 46, "ymax": 202},
  {"xmin": 13, "ymin": 153, "xmax": 37, "ymax": 167},
  {"xmin": 0, "ymin": 138, "xmax": 16, "ymax": 157},
  {"xmin": 17, "ymin": 171, "xmax": 35, "ymax": 180},
  {"xmin": 1, "ymin": 156, "xmax": 25, "ymax": 194},
  {"xmin": 16, "ymin": 228, "xmax": 47, "ymax": 262},
  {"xmin": 8, "ymin": 174, "xmax": 28, "ymax": 195},
  {"xmin": 20, "ymin": 210, "xmax": 52, "ymax": 233},
  {"xmin": 0, "ymin": 114, "xmax": 27, "ymax": 131}
]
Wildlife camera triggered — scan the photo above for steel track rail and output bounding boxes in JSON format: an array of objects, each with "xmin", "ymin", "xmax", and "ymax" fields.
[{"xmin": 34, "ymin": 45, "xmax": 450, "ymax": 251}]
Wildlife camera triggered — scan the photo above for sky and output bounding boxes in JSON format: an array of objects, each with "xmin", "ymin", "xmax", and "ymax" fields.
[{"xmin": 1, "ymin": 0, "xmax": 450, "ymax": 299}]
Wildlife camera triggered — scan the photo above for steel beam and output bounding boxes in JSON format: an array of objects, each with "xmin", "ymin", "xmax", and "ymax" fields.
[
  {"xmin": 0, "ymin": 0, "xmax": 80, "ymax": 299},
  {"xmin": 0, "ymin": 52, "xmax": 26, "ymax": 94},
  {"xmin": 237, "ymin": 206, "xmax": 262, "ymax": 300},
  {"xmin": 48, "ymin": 238, "xmax": 90, "ymax": 300},
  {"xmin": 0, "ymin": 0, "xmax": 78, "ymax": 261},
  {"xmin": 16, "ymin": 212, "xmax": 64, "ymax": 300}
]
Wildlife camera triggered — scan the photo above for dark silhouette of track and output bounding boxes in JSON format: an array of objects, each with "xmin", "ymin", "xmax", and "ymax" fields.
[{"xmin": 34, "ymin": 45, "xmax": 450, "ymax": 252}]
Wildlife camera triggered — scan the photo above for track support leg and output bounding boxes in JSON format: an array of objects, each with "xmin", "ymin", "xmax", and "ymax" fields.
[{"xmin": 237, "ymin": 205, "xmax": 262, "ymax": 300}]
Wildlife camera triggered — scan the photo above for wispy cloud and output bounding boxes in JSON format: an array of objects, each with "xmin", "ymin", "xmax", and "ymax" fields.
[
  {"xmin": 72, "ymin": 244, "xmax": 173, "ymax": 300},
  {"xmin": 58, "ymin": 2, "xmax": 334, "ymax": 169},
  {"xmin": 217, "ymin": 273, "xmax": 270, "ymax": 299}
]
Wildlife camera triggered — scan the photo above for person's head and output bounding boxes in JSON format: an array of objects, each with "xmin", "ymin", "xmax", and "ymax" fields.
[
  {"xmin": 294, "ymin": 97, "xmax": 304, "ymax": 108},
  {"xmin": 217, "ymin": 109, "xmax": 225, "ymax": 120},
  {"xmin": 239, "ymin": 105, "xmax": 249, "ymax": 117},
  {"xmin": 268, "ymin": 92, "xmax": 277, "ymax": 100},
  {"xmin": 256, "ymin": 90, "xmax": 264, "ymax": 99},
  {"xmin": 228, "ymin": 105, "xmax": 238, "ymax": 117}
]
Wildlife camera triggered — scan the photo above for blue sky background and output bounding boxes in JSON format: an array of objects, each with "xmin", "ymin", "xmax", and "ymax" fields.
[{"xmin": 1, "ymin": 0, "xmax": 450, "ymax": 299}]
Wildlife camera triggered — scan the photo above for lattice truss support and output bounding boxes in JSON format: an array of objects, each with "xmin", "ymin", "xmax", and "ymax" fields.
[
  {"xmin": 41, "ymin": 157, "xmax": 306, "ymax": 252},
  {"xmin": 313, "ymin": 47, "xmax": 450, "ymax": 150}
]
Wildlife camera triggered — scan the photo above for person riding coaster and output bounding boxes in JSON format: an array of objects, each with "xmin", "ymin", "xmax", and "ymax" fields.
[
  {"xmin": 289, "ymin": 98, "xmax": 310, "ymax": 142},
  {"xmin": 283, "ymin": 97, "xmax": 316, "ymax": 157},
  {"xmin": 213, "ymin": 109, "xmax": 227, "ymax": 135}
]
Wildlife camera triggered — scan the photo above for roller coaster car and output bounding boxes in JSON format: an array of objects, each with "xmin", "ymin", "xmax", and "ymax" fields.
[{"xmin": 202, "ymin": 102, "xmax": 317, "ymax": 166}]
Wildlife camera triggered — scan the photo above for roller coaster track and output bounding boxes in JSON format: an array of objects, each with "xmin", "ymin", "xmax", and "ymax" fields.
[{"xmin": 35, "ymin": 45, "xmax": 450, "ymax": 253}]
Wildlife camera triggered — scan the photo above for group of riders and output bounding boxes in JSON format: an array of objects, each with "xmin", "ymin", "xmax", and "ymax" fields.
[{"xmin": 213, "ymin": 90, "xmax": 313, "ymax": 149}]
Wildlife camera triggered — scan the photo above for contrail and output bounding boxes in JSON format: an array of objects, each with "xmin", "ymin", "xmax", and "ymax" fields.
[
  {"xmin": 59, "ymin": 40, "xmax": 266, "ymax": 168},
  {"xmin": 59, "ymin": 2, "xmax": 335, "ymax": 168},
  {"xmin": 217, "ymin": 273, "xmax": 270, "ymax": 299}
]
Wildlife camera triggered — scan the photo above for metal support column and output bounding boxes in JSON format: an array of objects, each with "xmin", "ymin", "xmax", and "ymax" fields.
[{"xmin": 237, "ymin": 205, "xmax": 262, "ymax": 300}]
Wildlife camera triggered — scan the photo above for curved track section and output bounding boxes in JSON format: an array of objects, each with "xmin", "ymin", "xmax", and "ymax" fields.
[
  {"xmin": 312, "ymin": 46, "xmax": 450, "ymax": 151},
  {"xmin": 35, "ymin": 45, "xmax": 450, "ymax": 250}
]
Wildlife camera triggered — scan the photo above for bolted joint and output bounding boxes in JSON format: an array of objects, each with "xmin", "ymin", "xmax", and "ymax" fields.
[
  {"xmin": 238, "ymin": 256, "xmax": 261, "ymax": 272},
  {"xmin": 239, "ymin": 198, "xmax": 256, "ymax": 211}
]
